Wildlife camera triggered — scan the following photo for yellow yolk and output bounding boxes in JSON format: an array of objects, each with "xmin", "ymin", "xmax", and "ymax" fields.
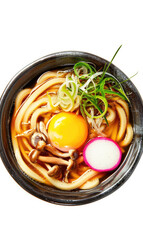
[{"xmin": 48, "ymin": 112, "xmax": 88, "ymax": 151}]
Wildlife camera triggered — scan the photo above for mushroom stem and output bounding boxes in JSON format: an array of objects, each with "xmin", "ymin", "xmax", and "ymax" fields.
[
  {"xmin": 29, "ymin": 149, "xmax": 40, "ymax": 163},
  {"xmin": 67, "ymin": 159, "xmax": 74, "ymax": 171},
  {"xmin": 39, "ymin": 121, "xmax": 48, "ymax": 138},
  {"xmin": 36, "ymin": 140, "xmax": 46, "ymax": 150},
  {"xmin": 45, "ymin": 145, "xmax": 79, "ymax": 160},
  {"xmin": 16, "ymin": 129, "xmax": 34, "ymax": 139},
  {"xmin": 38, "ymin": 156, "xmax": 69, "ymax": 166}
]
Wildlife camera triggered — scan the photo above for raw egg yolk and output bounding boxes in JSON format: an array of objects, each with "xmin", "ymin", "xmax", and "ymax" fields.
[{"xmin": 48, "ymin": 112, "xmax": 88, "ymax": 151}]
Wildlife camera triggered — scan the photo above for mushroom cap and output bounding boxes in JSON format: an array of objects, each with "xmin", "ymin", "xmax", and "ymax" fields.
[
  {"xmin": 31, "ymin": 132, "xmax": 47, "ymax": 148},
  {"xmin": 47, "ymin": 165, "xmax": 62, "ymax": 178}
]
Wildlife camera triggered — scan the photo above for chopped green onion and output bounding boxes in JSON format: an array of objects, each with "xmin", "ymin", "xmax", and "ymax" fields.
[
  {"xmin": 103, "ymin": 89, "xmax": 127, "ymax": 101},
  {"xmin": 74, "ymin": 62, "xmax": 94, "ymax": 79},
  {"xmin": 57, "ymin": 46, "xmax": 135, "ymax": 124},
  {"xmin": 82, "ymin": 95, "xmax": 108, "ymax": 119}
]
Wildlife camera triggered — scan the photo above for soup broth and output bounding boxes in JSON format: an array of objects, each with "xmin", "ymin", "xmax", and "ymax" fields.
[{"xmin": 11, "ymin": 63, "xmax": 133, "ymax": 190}]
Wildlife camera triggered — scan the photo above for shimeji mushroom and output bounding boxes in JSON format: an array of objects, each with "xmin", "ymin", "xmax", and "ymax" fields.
[
  {"xmin": 45, "ymin": 144, "xmax": 79, "ymax": 160},
  {"xmin": 29, "ymin": 149, "xmax": 40, "ymax": 163},
  {"xmin": 38, "ymin": 156, "xmax": 69, "ymax": 166},
  {"xmin": 47, "ymin": 165, "xmax": 62, "ymax": 178},
  {"xmin": 31, "ymin": 132, "xmax": 47, "ymax": 148}
]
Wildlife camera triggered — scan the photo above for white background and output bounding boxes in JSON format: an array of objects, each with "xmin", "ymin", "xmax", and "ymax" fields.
[{"xmin": 0, "ymin": 1, "xmax": 143, "ymax": 240}]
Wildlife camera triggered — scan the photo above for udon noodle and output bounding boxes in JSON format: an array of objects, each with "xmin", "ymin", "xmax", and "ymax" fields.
[{"xmin": 11, "ymin": 64, "xmax": 133, "ymax": 190}]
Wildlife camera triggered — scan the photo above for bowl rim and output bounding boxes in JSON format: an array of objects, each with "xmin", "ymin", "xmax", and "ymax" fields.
[{"xmin": 0, "ymin": 50, "xmax": 143, "ymax": 205}]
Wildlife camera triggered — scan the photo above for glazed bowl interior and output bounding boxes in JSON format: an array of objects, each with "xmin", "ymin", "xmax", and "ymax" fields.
[{"xmin": 0, "ymin": 51, "xmax": 143, "ymax": 205}]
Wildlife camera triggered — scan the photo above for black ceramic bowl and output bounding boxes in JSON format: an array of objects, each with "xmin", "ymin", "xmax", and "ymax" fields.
[{"xmin": 0, "ymin": 51, "xmax": 143, "ymax": 205}]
